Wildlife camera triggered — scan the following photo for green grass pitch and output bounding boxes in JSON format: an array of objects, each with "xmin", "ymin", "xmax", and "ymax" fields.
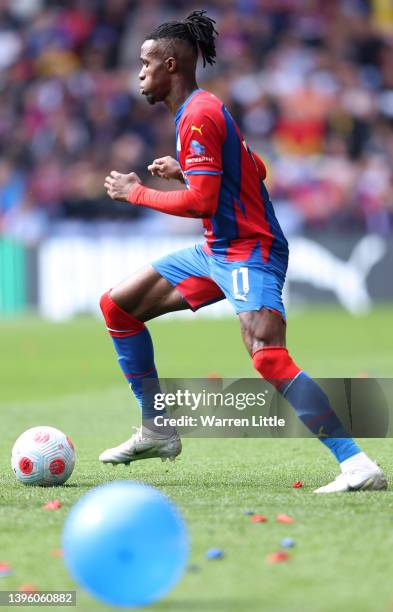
[{"xmin": 0, "ymin": 307, "xmax": 392, "ymax": 612}]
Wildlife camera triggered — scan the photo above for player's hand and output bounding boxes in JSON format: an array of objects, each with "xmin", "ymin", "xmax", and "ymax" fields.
[
  {"xmin": 147, "ymin": 156, "xmax": 183, "ymax": 182},
  {"xmin": 104, "ymin": 171, "xmax": 141, "ymax": 202}
]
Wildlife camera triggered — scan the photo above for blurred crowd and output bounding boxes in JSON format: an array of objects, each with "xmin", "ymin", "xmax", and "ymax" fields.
[{"xmin": 0, "ymin": 0, "xmax": 393, "ymax": 244}]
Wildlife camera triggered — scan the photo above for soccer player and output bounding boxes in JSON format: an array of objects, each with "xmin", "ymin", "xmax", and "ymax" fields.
[{"xmin": 101, "ymin": 11, "xmax": 386, "ymax": 493}]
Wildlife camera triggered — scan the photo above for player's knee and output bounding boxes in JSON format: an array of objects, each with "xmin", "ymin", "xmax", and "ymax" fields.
[
  {"xmin": 99, "ymin": 291, "xmax": 108, "ymax": 315},
  {"xmin": 99, "ymin": 291, "xmax": 113, "ymax": 322},
  {"xmin": 252, "ymin": 346, "xmax": 301, "ymax": 381},
  {"xmin": 99, "ymin": 290, "xmax": 145, "ymax": 335}
]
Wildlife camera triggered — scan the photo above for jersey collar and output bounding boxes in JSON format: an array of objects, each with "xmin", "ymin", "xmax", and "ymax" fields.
[{"xmin": 175, "ymin": 88, "xmax": 203, "ymax": 125}]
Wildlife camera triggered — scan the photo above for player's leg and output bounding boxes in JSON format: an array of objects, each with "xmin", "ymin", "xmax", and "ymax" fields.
[
  {"xmin": 211, "ymin": 259, "xmax": 386, "ymax": 492},
  {"xmin": 99, "ymin": 246, "xmax": 224, "ymax": 465},
  {"xmin": 239, "ymin": 307, "xmax": 387, "ymax": 493},
  {"xmin": 99, "ymin": 266, "xmax": 188, "ymax": 464},
  {"xmin": 239, "ymin": 307, "xmax": 359, "ymax": 447},
  {"xmin": 108, "ymin": 265, "xmax": 191, "ymax": 322},
  {"xmin": 100, "ymin": 264, "xmax": 190, "ymax": 420}
]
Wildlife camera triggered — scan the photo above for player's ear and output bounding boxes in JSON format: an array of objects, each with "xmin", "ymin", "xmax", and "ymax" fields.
[{"xmin": 165, "ymin": 57, "xmax": 177, "ymax": 74}]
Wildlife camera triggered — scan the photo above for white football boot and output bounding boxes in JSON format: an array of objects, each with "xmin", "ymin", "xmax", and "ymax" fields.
[
  {"xmin": 99, "ymin": 425, "xmax": 182, "ymax": 465},
  {"xmin": 314, "ymin": 455, "xmax": 387, "ymax": 493}
]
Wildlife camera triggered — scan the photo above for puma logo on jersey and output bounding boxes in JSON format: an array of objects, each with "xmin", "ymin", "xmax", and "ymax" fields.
[{"xmin": 191, "ymin": 124, "xmax": 204, "ymax": 135}]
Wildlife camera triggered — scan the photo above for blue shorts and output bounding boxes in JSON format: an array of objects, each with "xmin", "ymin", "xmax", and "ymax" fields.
[{"xmin": 152, "ymin": 244, "xmax": 287, "ymax": 319}]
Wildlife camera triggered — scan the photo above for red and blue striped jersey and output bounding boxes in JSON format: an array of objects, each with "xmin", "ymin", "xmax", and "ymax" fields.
[{"xmin": 175, "ymin": 89, "xmax": 288, "ymax": 273}]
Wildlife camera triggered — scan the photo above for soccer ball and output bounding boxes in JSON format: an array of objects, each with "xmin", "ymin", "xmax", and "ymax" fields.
[{"xmin": 11, "ymin": 426, "xmax": 75, "ymax": 486}]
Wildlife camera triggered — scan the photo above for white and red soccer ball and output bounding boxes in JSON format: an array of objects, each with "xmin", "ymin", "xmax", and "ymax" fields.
[{"xmin": 11, "ymin": 426, "xmax": 75, "ymax": 486}]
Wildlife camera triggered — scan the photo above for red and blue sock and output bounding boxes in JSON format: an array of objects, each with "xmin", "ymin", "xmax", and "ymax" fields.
[
  {"xmin": 253, "ymin": 347, "xmax": 361, "ymax": 463},
  {"xmin": 100, "ymin": 291, "xmax": 160, "ymax": 420}
]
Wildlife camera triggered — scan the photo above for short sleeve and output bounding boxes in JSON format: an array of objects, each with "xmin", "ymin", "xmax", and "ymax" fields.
[{"xmin": 180, "ymin": 106, "xmax": 224, "ymax": 176}]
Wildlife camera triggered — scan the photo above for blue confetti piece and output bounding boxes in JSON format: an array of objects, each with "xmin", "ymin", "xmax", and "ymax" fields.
[
  {"xmin": 0, "ymin": 563, "xmax": 12, "ymax": 577},
  {"xmin": 244, "ymin": 510, "xmax": 255, "ymax": 516},
  {"xmin": 206, "ymin": 548, "xmax": 224, "ymax": 560},
  {"xmin": 281, "ymin": 538, "xmax": 295, "ymax": 548}
]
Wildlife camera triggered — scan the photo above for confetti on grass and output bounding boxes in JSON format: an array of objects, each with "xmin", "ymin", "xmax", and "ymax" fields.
[
  {"xmin": 276, "ymin": 514, "xmax": 294, "ymax": 524},
  {"xmin": 250, "ymin": 514, "xmax": 268, "ymax": 523},
  {"xmin": 266, "ymin": 551, "xmax": 290, "ymax": 564},
  {"xmin": 18, "ymin": 584, "xmax": 38, "ymax": 593},
  {"xmin": 292, "ymin": 481, "xmax": 303, "ymax": 488},
  {"xmin": 0, "ymin": 562, "xmax": 12, "ymax": 577},
  {"xmin": 281, "ymin": 538, "xmax": 295, "ymax": 548},
  {"xmin": 206, "ymin": 548, "xmax": 224, "ymax": 560},
  {"xmin": 43, "ymin": 499, "xmax": 62, "ymax": 510}
]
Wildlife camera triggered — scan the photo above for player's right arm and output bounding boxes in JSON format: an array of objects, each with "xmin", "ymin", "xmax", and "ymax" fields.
[{"xmin": 105, "ymin": 169, "xmax": 220, "ymax": 218}]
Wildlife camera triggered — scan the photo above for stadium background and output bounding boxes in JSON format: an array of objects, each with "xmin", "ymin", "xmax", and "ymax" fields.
[{"xmin": 0, "ymin": 0, "xmax": 393, "ymax": 317}]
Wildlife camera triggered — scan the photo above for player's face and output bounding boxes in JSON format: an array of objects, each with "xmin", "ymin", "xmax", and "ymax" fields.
[{"xmin": 139, "ymin": 40, "xmax": 171, "ymax": 105}]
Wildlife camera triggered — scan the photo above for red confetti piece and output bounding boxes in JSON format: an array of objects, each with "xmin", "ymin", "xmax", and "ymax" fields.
[
  {"xmin": 292, "ymin": 481, "xmax": 303, "ymax": 488},
  {"xmin": 276, "ymin": 514, "xmax": 294, "ymax": 524},
  {"xmin": 207, "ymin": 372, "xmax": 222, "ymax": 380},
  {"xmin": 43, "ymin": 499, "xmax": 62, "ymax": 510},
  {"xmin": 0, "ymin": 562, "xmax": 12, "ymax": 576},
  {"xmin": 50, "ymin": 549, "xmax": 64, "ymax": 557},
  {"xmin": 250, "ymin": 514, "xmax": 268, "ymax": 523},
  {"xmin": 266, "ymin": 551, "xmax": 290, "ymax": 564},
  {"xmin": 19, "ymin": 584, "xmax": 38, "ymax": 593}
]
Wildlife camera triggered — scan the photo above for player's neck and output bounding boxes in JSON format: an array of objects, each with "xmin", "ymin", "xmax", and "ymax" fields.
[{"xmin": 165, "ymin": 80, "xmax": 199, "ymax": 116}]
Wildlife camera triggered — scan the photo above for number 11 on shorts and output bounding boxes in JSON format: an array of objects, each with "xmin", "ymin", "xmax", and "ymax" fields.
[{"xmin": 232, "ymin": 267, "xmax": 249, "ymax": 301}]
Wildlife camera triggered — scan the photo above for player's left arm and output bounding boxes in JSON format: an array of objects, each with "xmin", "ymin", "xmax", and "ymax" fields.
[{"xmin": 147, "ymin": 156, "xmax": 185, "ymax": 183}]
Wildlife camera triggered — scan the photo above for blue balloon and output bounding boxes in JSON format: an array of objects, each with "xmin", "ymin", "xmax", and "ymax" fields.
[{"xmin": 62, "ymin": 481, "xmax": 189, "ymax": 607}]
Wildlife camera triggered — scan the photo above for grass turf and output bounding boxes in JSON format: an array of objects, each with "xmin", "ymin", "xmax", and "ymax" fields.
[{"xmin": 0, "ymin": 307, "xmax": 392, "ymax": 612}]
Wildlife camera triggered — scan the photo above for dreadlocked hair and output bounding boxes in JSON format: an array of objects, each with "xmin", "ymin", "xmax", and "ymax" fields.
[{"xmin": 147, "ymin": 10, "xmax": 218, "ymax": 67}]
